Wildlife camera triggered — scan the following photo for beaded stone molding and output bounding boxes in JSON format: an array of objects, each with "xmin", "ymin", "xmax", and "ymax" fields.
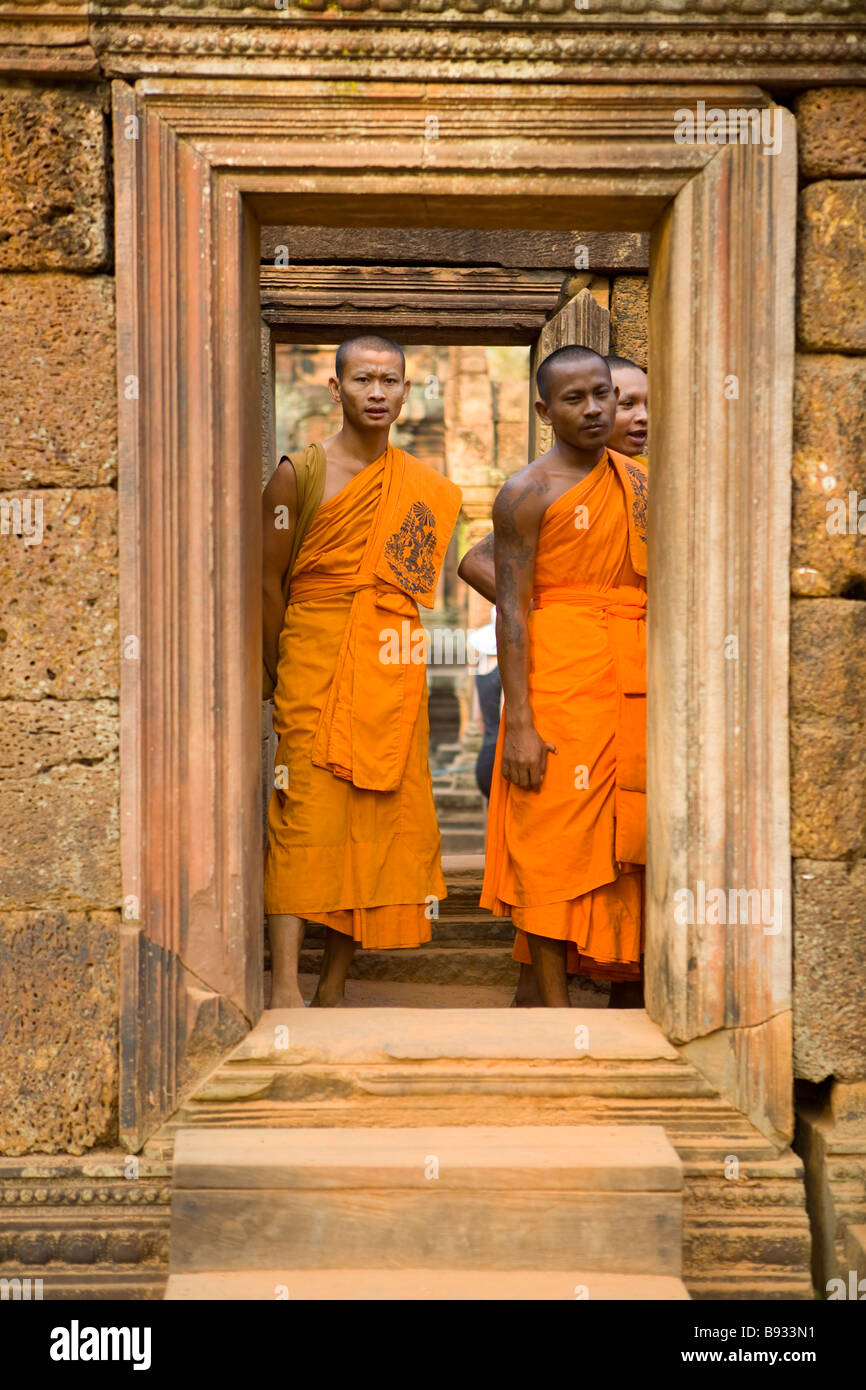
[{"xmin": 2, "ymin": 0, "xmax": 864, "ymax": 82}]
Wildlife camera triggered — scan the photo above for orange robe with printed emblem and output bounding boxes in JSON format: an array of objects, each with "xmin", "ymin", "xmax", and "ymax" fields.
[
  {"xmin": 264, "ymin": 445, "xmax": 461, "ymax": 948},
  {"xmin": 480, "ymin": 449, "xmax": 648, "ymax": 980}
]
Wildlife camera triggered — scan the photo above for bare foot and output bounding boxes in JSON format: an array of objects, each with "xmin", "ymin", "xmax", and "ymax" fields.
[
  {"xmin": 269, "ymin": 987, "xmax": 307, "ymax": 1009},
  {"xmin": 510, "ymin": 962, "xmax": 544, "ymax": 1008},
  {"xmin": 310, "ymin": 990, "xmax": 348, "ymax": 1008},
  {"xmin": 510, "ymin": 990, "xmax": 543, "ymax": 1008}
]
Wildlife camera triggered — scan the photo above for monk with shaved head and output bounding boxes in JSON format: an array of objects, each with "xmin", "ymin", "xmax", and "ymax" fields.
[
  {"xmin": 262, "ymin": 334, "xmax": 461, "ymax": 1007},
  {"xmin": 461, "ymin": 345, "xmax": 648, "ymax": 1007},
  {"xmin": 459, "ymin": 354, "xmax": 648, "ymax": 608},
  {"xmin": 606, "ymin": 355, "xmax": 648, "ymax": 461}
]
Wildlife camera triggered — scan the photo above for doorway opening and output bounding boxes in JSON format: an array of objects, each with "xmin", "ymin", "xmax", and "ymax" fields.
[
  {"xmin": 115, "ymin": 78, "xmax": 795, "ymax": 1145},
  {"xmin": 261, "ymin": 230, "xmax": 647, "ymax": 1009}
]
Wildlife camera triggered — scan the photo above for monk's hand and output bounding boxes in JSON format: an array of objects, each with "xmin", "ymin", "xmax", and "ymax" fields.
[{"xmin": 502, "ymin": 724, "xmax": 557, "ymax": 791}]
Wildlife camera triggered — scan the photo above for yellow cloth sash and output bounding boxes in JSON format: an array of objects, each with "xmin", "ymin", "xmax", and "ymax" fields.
[
  {"xmin": 533, "ymin": 582, "xmax": 647, "ymax": 866},
  {"xmin": 288, "ymin": 445, "xmax": 462, "ymax": 793}
]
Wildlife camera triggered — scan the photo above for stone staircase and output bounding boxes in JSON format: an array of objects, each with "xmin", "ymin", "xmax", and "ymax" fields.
[
  {"xmin": 431, "ymin": 740, "xmax": 487, "ymax": 856},
  {"xmin": 165, "ymin": 1123, "xmax": 689, "ymax": 1300},
  {"xmin": 298, "ymin": 856, "xmax": 515, "ymax": 994},
  {"xmin": 296, "ymin": 855, "xmax": 609, "ymax": 1008},
  {"xmin": 154, "ymin": 1003, "xmax": 814, "ymax": 1299},
  {"xmin": 155, "ymin": 856, "xmax": 814, "ymax": 1300}
]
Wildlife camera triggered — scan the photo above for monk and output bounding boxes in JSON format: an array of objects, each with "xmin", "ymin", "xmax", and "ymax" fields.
[
  {"xmin": 458, "ymin": 349, "xmax": 649, "ymax": 1006},
  {"xmin": 605, "ymin": 355, "xmax": 648, "ymax": 462},
  {"xmin": 262, "ymin": 334, "xmax": 462, "ymax": 1007},
  {"xmin": 462, "ymin": 346, "xmax": 647, "ymax": 1008},
  {"xmin": 458, "ymin": 354, "xmax": 648, "ymax": 606}
]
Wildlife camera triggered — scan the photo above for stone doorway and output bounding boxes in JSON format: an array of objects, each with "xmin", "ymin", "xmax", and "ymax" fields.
[
  {"xmin": 259, "ymin": 264, "xmax": 617, "ymax": 1007},
  {"xmin": 114, "ymin": 79, "xmax": 795, "ymax": 1152}
]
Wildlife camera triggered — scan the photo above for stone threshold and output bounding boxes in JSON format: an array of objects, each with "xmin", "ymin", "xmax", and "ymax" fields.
[{"xmin": 228, "ymin": 1006, "xmax": 681, "ymax": 1066}]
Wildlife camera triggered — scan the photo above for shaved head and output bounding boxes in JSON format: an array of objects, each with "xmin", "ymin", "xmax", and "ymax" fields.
[
  {"xmin": 605, "ymin": 354, "xmax": 644, "ymax": 373},
  {"xmin": 605, "ymin": 355, "xmax": 648, "ymax": 457},
  {"xmin": 536, "ymin": 345, "xmax": 610, "ymax": 403},
  {"xmin": 335, "ymin": 334, "xmax": 405, "ymax": 380}
]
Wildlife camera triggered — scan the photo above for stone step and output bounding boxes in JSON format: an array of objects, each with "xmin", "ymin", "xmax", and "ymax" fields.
[
  {"xmin": 441, "ymin": 828, "xmax": 487, "ymax": 853},
  {"xmin": 182, "ymin": 1009, "xmax": 713, "ymax": 1112},
  {"xmin": 166, "ymin": 1269, "xmax": 691, "ymax": 1301},
  {"xmin": 226, "ymin": 1007, "xmax": 684, "ymax": 1066},
  {"xmin": 299, "ymin": 946, "xmax": 518, "ymax": 986},
  {"xmin": 171, "ymin": 1096, "xmax": 775, "ymax": 1148},
  {"xmin": 168, "ymin": 1124, "xmax": 683, "ymax": 1276},
  {"xmin": 452, "ymin": 768, "xmax": 485, "ymax": 790},
  {"xmin": 433, "ymin": 788, "xmax": 486, "ymax": 812},
  {"xmin": 303, "ymin": 917, "xmax": 515, "ymax": 946},
  {"xmin": 440, "ymin": 853, "xmax": 484, "ymax": 897},
  {"xmin": 432, "ymin": 742, "xmax": 464, "ymax": 763}
]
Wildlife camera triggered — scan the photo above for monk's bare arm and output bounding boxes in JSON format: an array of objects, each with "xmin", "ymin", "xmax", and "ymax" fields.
[
  {"xmin": 457, "ymin": 531, "xmax": 496, "ymax": 605},
  {"xmin": 262, "ymin": 458, "xmax": 298, "ymax": 689},
  {"xmin": 492, "ymin": 475, "xmax": 557, "ymax": 791}
]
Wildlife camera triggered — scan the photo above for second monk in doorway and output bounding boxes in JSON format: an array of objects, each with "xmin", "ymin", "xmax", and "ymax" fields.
[{"xmin": 477, "ymin": 346, "xmax": 648, "ymax": 1007}]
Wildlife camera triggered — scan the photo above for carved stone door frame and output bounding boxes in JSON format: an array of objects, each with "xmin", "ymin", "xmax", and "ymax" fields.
[{"xmin": 113, "ymin": 79, "xmax": 796, "ymax": 1149}]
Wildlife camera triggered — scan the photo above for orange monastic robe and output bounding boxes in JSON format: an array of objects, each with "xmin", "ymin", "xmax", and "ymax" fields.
[
  {"xmin": 480, "ymin": 448, "xmax": 648, "ymax": 980},
  {"xmin": 264, "ymin": 445, "xmax": 461, "ymax": 948}
]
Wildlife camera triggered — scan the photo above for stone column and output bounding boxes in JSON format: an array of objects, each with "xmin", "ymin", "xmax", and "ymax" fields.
[{"xmin": 646, "ymin": 118, "xmax": 798, "ymax": 1144}]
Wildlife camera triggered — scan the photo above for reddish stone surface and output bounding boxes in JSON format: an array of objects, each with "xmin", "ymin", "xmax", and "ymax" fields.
[
  {"xmin": 790, "ymin": 598, "xmax": 866, "ymax": 860},
  {"xmin": 0, "ymin": 83, "xmax": 108, "ymax": 271},
  {"xmin": 796, "ymin": 87, "xmax": 866, "ymax": 180},
  {"xmin": 793, "ymin": 859, "xmax": 866, "ymax": 1083},
  {"xmin": 610, "ymin": 276, "xmax": 648, "ymax": 368},
  {"xmin": 0, "ymin": 274, "xmax": 117, "ymax": 489},
  {"xmin": 0, "ymin": 699, "xmax": 119, "ymax": 910},
  {"xmin": 791, "ymin": 354, "xmax": 866, "ymax": 597},
  {"xmin": 0, "ymin": 911, "xmax": 118, "ymax": 1154},
  {"xmin": 0, "ymin": 488, "xmax": 118, "ymax": 700},
  {"xmin": 798, "ymin": 181, "xmax": 866, "ymax": 352}
]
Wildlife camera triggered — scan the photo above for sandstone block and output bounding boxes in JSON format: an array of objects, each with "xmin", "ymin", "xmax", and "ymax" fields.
[
  {"xmin": 610, "ymin": 276, "xmax": 648, "ymax": 369},
  {"xmin": 795, "ymin": 88, "xmax": 866, "ymax": 180},
  {"xmin": 0, "ymin": 487, "xmax": 118, "ymax": 699},
  {"xmin": 0, "ymin": 698, "xmax": 117, "ymax": 778},
  {"xmin": 797, "ymin": 182, "xmax": 866, "ymax": 352},
  {"xmin": 0, "ymin": 763, "xmax": 119, "ymax": 909},
  {"xmin": 0, "ymin": 696, "xmax": 119, "ymax": 909},
  {"xmin": 791, "ymin": 355, "xmax": 866, "ymax": 597},
  {"xmin": 829, "ymin": 1079, "xmax": 866, "ymax": 1135},
  {"xmin": 170, "ymin": 1125, "xmax": 682, "ymax": 1275},
  {"xmin": 0, "ymin": 911, "xmax": 118, "ymax": 1154},
  {"xmin": 0, "ymin": 83, "xmax": 108, "ymax": 270},
  {"xmin": 790, "ymin": 599, "xmax": 866, "ymax": 859},
  {"xmin": 0, "ymin": 274, "xmax": 117, "ymax": 488},
  {"xmin": 793, "ymin": 860, "xmax": 866, "ymax": 1083}
]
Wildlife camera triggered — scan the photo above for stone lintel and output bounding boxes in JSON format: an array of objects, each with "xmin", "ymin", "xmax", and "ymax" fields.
[{"xmin": 260, "ymin": 226, "xmax": 650, "ymax": 272}]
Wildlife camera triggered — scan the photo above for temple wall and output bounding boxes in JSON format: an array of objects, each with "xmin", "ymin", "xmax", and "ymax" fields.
[
  {"xmin": 0, "ymin": 80, "xmax": 121, "ymax": 1154},
  {"xmin": 788, "ymin": 87, "xmax": 866, "ymax": 1091},
  {"xmin": 0, "ymin": 61, "xmax": 863, "ymax": 1169},
  {"xmin": 610, "ymin": 276, "xmax": 649, "ymax": 369}
]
